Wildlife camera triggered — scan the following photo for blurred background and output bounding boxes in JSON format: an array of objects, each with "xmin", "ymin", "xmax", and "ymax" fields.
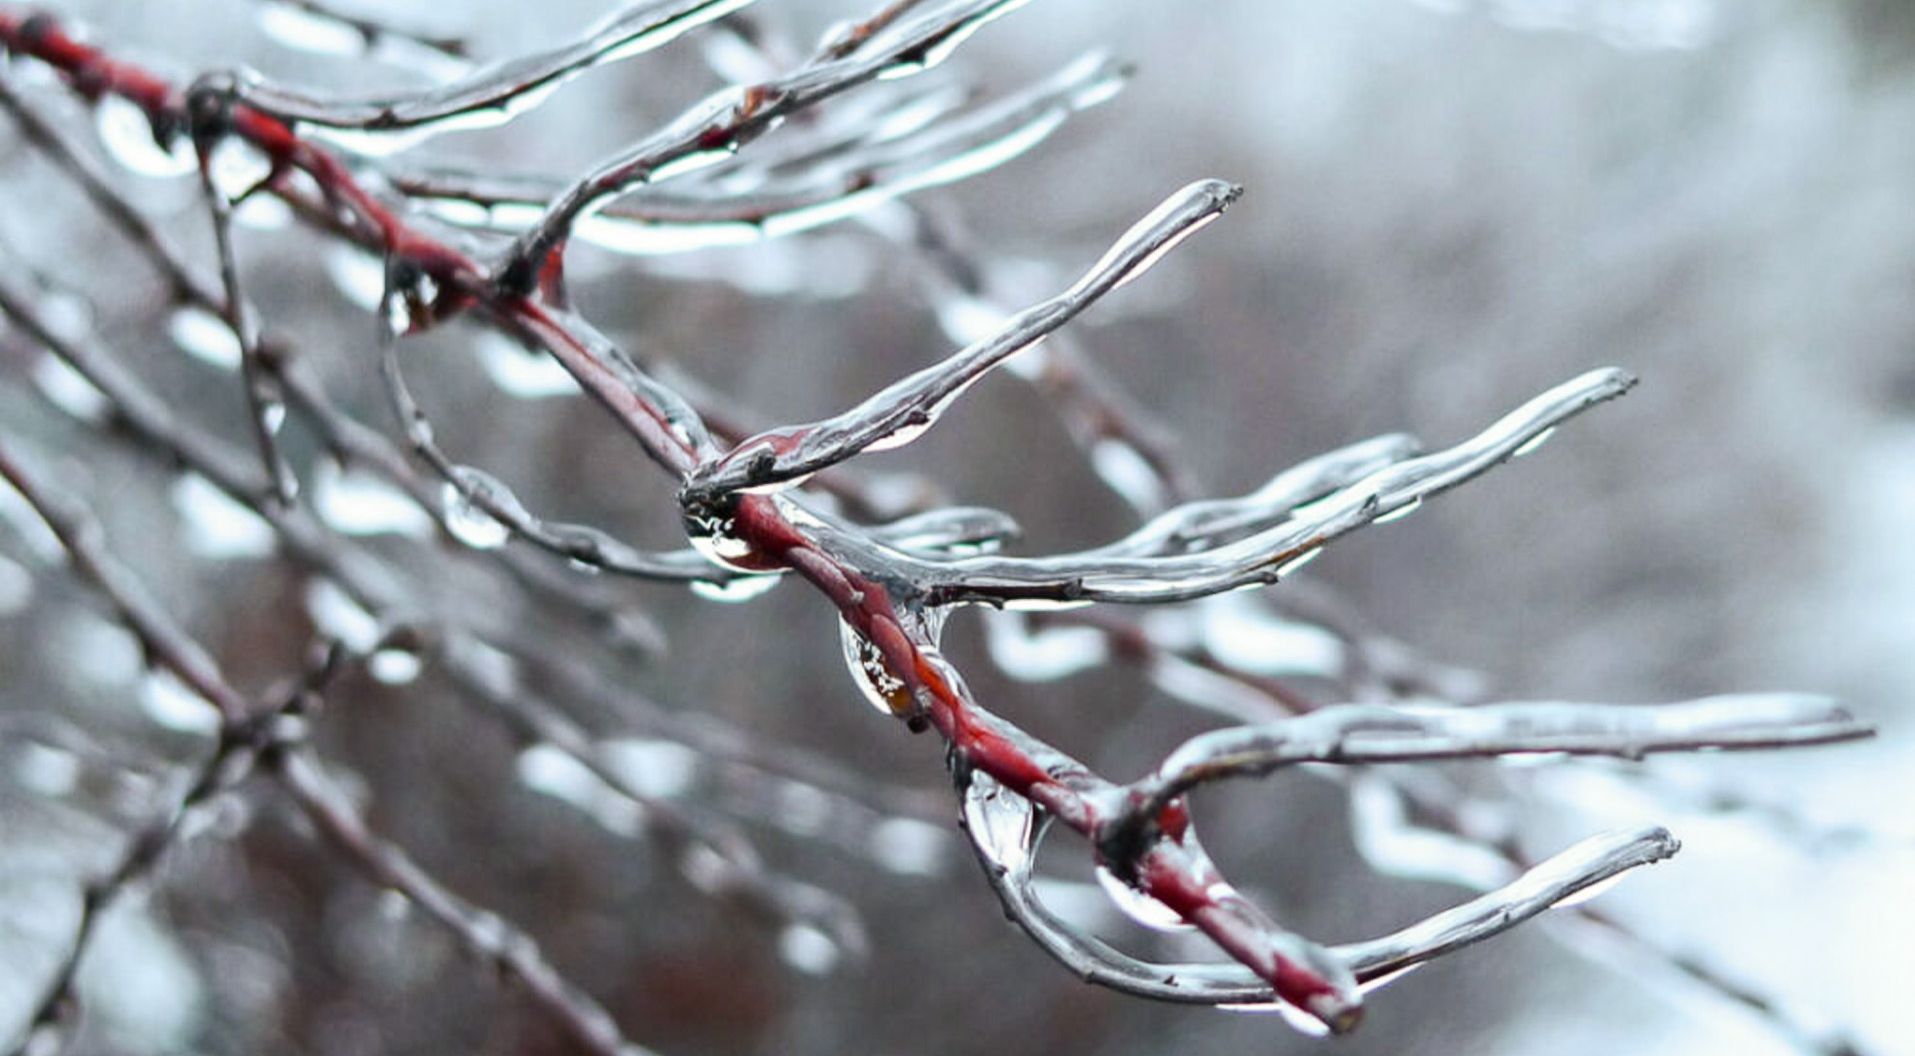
[{"xmin": 0, "ymin": 1, "xmax": 1910, "ymax": 1055}]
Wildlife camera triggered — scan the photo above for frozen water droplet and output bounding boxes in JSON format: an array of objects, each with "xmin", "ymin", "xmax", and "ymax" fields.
[
  {"xmin": 255, "ymin": 1, "xmax": 366, "ymax": 56},
  {"xmin": 1356, "ymin": 960, "xmax": 1424, "ymax": 995},
  {"xmin": 0, "ymin": 553, "xmax": 34, "ymax": 617},
  {"xmin": 31, "ymin": 354, "xmax": 111, "ymax": 423},
  {"xmin": 38, "ymin": 292, "xmax": 93, "ymax": 343},
  {"xmin": 604, "ymin": 738, "xmax": 700, "ymax": 799},
  {"xmin": 1348, "ymin": 774, "xmax": 1517, "ymax": 889},
  {"xmin": 1091, "ymin": 439, "xmax": 1168, "ymax": 514},
  {"xmin": 15, "ymin": 741, "xmax": 81, "ymax": 797},
  {"xmin": 475, "ymin": 333, "xmax": 577, "ymax": 398},
  {"xmin": 377, "ymin": 888, "xmax": 413, "ymax": 923},
  {"xmin": 440, "ymin": 467, "xmax": 522, "ymax": 550},
  {"xmin": 777, "ymin": 923, "xmax": 842, "ymax": 976},
  {"xmin": 171, "ymin": 473, "xmax": 275, "ymax": 559},
  {"xmin": 205, "ymin": 138, "xmax": 274, "ymax": 201},
  {"xmin": 140, "ymin": 668, "xmax": 221, "ymax": 734},
  {"xmin": 1549, "ymin": 870, "xmax": 1630, "ymax": 909},
  {"xmin": 982, "ymin": 610, "xmax": 1107, "ymax": 681},
  {"xmin": 868, "ymin": 816, "xmax": 949, "ymax": 877},
  {"xmin": 516, "ymin": 743, "xmax": 599, "ymax": 808},
  {"xmin": 1373, "ymin": 496, "xmax": 1421, "ymax": 525},
  {"xmin": 304, "ymin": 579, "xmax": 380, "ymax": 652},
  {"xmin": 575, "ymin": 214, "xmax": 761, "ymax": 256},
  {"xmin": 839, "ymin": 619, "xmax": 912, "ymax": 716},
  {"xmin": 367, "ymin": 646, "xmax": 423, "ymax": 685},
  {"xmin": 689, "ymin": 573, "xmax": 781, "ymax": 603},
  {"xmin": 325, "ymin": 245, "xmax": 386, "ymax": 311},
  {"xmin": 1274, "ymin": 547, "xmax": 1322, "ymax": 578},
  {"xmin": 167, "ymin": 306, "xmax": 242, "ymax": 370},
  {"xmin": 1512, "ymin": 425, "xmax": 1558, "ymax": 458},
  {"xmin": 94, "ymin": 94, "xmax": 194, "ymax": 177},
  {"xmin": 313, "ymin": 459, "xmax": 432, "ymax": 537},
  {"xmin": 235, "ymin": 194, "xmax": 293, "ymax": 230},
  {"xmin": 260, "ymin": 400, "xmax": 287, "ymax": 436},
  {"xmin": 1198, "ymin": 594, "xmax": 1343, "ymax": 678},
  {"xmin": 683, "ymin": 509, "xmax": 757, "ymax": 570},
  {"xmin": 1218, "ymin": 999, "xmax": 1333, "ymax": 1035},
  {"xmin": 1093, "ymin": 865, "xmax": 1194, "ymax": 932},
  {"xmin": 961, "ymin": 771, "xmax": 1035, "ymax": 873}
]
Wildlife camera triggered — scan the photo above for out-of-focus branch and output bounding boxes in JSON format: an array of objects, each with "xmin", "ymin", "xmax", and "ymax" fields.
[{"xmin": 230, "ymin": 0, "xmax": 757, "ymax": 140}]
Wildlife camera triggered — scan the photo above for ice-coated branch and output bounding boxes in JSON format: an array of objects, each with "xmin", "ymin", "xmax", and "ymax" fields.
[
  {"xmin": 493, "ymin": 0, "xmax": 1051, "ymax": 292},
  {"xmin": 391, "ymin": 50, "xmax": 1127, "ymax": 253},
  {"xmin": 685, "ymin": 179, "xmax": 1239, "ymax": 501},
  {"xmin": 1140, "ymin": 695, "xmax": 1869, "ymax": 810},
  {"xmin": 1091, "ymin": 432, "xmax": 1423, "ymax": 559},
  {"xmin": 1, "ymin": 5, "xmax": 1883, "ymax": 1047},
  {"xmin": 1092, "ymin": 695, "xmax": 1864, "ymax": 889},
  {"xmin": 903, "ymin": 369, "xmax": 1632, "ymax": 608},
  {"xmin": 228, "ymin": 0, "xmax": 758, "ymax": 141},
  {"xmin": 968, "ymin": 802, "xmax": 1679, "ymax": 1009}
]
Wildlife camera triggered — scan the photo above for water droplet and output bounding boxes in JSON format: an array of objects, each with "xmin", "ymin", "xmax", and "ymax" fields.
[
  {"xmin": 868, "ymin": 816, "xmax": 948, "ymax": 877},
  {"xmin": 234, "ymin": 193, "xmax": 293, "ymax": 230},
  {"xmin": 689, "ymin": 573, "xmax": 782, "ymax": 603},
  {"xmin": 839, "ymin": 619, "xmax": 912, "ymax": 716},
  {"xmin": 14, "ymin": 741, "xmax": 81, "ymax": 797},
  {"xmin": 312, "ymin": 459, "xmax": 433, "ymax": 537},
  {"xmin": 367, "ymin": 646, "xmax": 423, "ymax": 685},
  {"xmin": 1091, "ymin": 439, "xmax": 1168, "ymax": 515},
  {"xmin": 475, "ymin": 333, "xmax": 576, "ymax": 398},
  {"xmin": 1373, "ymin": 496, "xmax": 1422, "ymax": 525},
  {"xmin": 1356, "ymin": 961, "xmax": 1424, "ymax": 995},
  {"xmin": 774, "ymin": 782, "xmax": 834, "ymax": 838},
  {"xmin": 604, "ymin": 738, "xmax": 700, "ymax": 799},
  {"xmin": 1512, "ymin": 425, "xmax": 1558, "ymax": 458},
  {"xmin": 1218, "ymin": 999, "xmax": 1333, "ymax": 1036},
  {"xmin": 440, "ymin": 467, "xmax": 521, "ymax": 550},
  {"xmin": 304, "ymin": 579, "xmax": 381, "ymax": 652},
  {"xmin": 778, "ymin": 923, "xmax": 842, "ymax": 976},
  {"xmin": 683, "ymin": 509, "xmax": 757, "ymax": 570},
  {"xmin": 1093, "ymin": 865, "xmax": 1194, "ymax": 932},
  {"xmin": 167, "ymin": 306, "xmax": 242, "ymax": 371},
  {"xmin": 1274, "ymin": 547, "xmax": 1322, "ymax": 578},
  {"xmin": 0, "ymin": 553, "xmax": 33, "ymax": 617},
  {"xmin": 255, "ymin": 1, "xmax": 367, "ymax": 56},
  {"xmin": 1347, "ymin": 774, "xmax": 1517, "ymax": 889},
  {"xmin": 981, "ymin": 610, "xmax": 1107, "ymax": 681},
  {"xmin": 139, "ymin": 668, "xmax": 221, "ymax": 734},
  {"xmin": 1197, "ymin": 594, "xmax": 1342, "ymax": 678},
  {"xmin": 960, "ymin": 771, "xmax": 1034, "ymax": 874},
  {"xmin": 325, "ymin": 245, "xmax": 387, "ymax": 311},
  {"xmin": 260, "ymin": 400, "xmax": 288, "ymax": 436},
  {"xmin": 377, "ymin": 888, "xmax": 413, "ymax": 923},
  {"xmin": 1548, "ymin": 870, "xmax": 1630, "ymax": 909},
  {"xmin": 205, "ymin": 138, "xmax": 273, "ymax": 201},
  {"xmin": 94, "ymin": 94, "xmax": 194, "ymax": 177},
  {"xmin": 171, "ymin": 473, "xmax": 275, "ymax": 559},
  {"xmin": 30, "ymin": 354, "xmax": 110, "ymax": 423},
  {"xmin": 39, "ymin": 292, "xmax": 94, "ymax": 343},
  {"xmin": 574, "ymin": 214, "xmax": 761, "ymax": 256}
]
